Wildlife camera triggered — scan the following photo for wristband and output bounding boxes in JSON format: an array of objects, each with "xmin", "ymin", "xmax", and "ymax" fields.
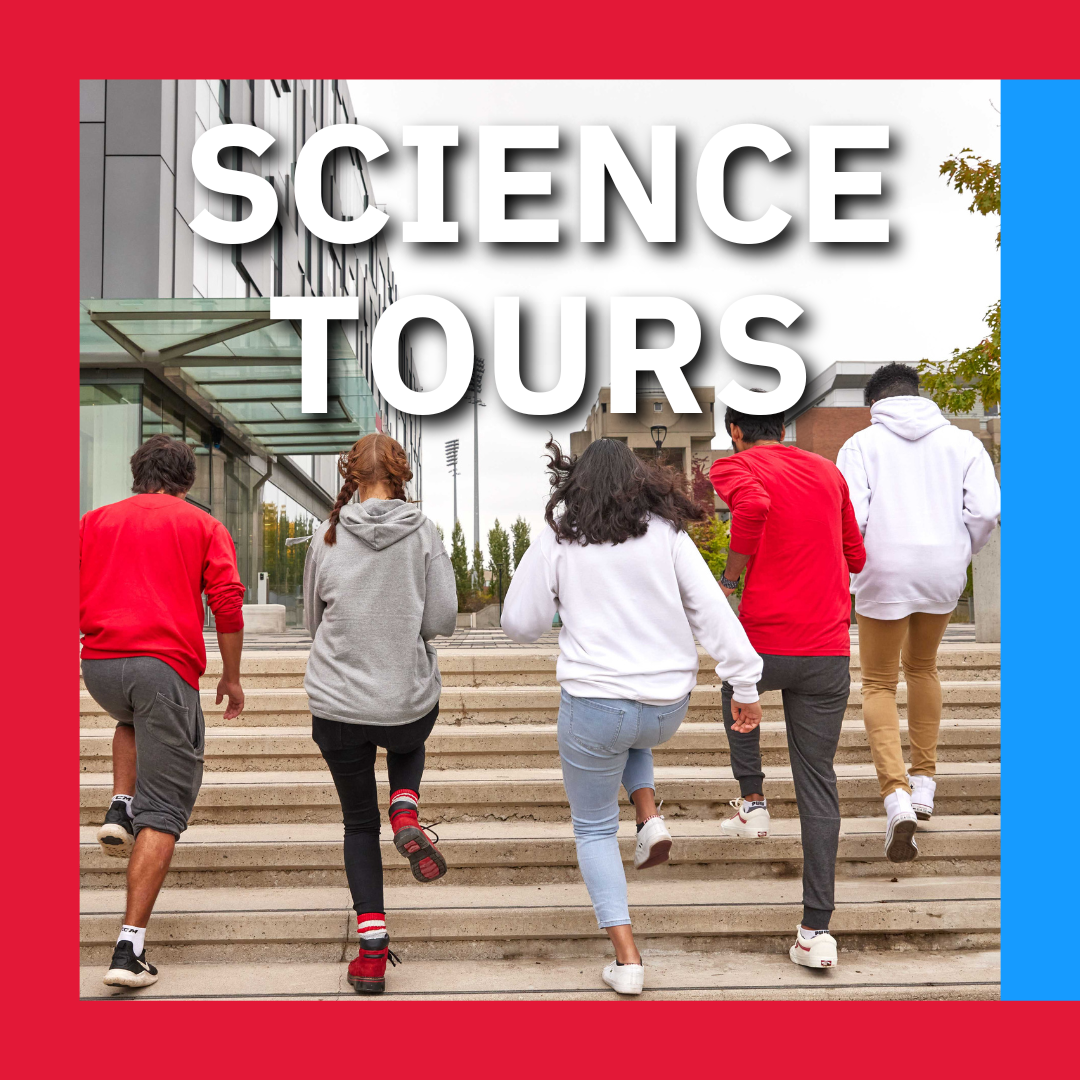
[{"xmin": 719, "ymin": 573, "xmax": 739, "ymax": 590}]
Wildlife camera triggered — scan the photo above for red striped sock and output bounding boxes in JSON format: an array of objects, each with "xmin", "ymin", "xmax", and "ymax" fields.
[
  {"xmin": 389, "ymin": 789, "xmax": 420, "ymax": 829},
  {"xmin": 357, "ymin": 912, "xmax": 386, "ymax": 940}
]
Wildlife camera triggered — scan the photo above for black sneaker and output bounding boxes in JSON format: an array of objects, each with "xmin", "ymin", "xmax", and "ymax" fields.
[
  {"xmin": 97, "ymin": 798, "xmax": 135, "ymax": 858},
  {"xmin": 102, "ymin": 939, "xmax": 158, "ymax": 988}
]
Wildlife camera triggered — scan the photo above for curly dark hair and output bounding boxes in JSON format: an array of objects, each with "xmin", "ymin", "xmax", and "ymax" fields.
[
  {"xmin": 864, "ymin": 362, "xmax": 920, "ymax": 405},
  {"xmin": 130, "ymin": 434, "xmax": 196, "ymax": 496},
  {"xmin": 544, "ymin": 437, "xmax": 709, "ymax": 545}
]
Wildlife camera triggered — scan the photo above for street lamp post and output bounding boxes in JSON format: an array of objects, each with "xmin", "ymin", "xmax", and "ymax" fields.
[
  {"xmin": 467, "ymin": 358, "xmax": 485, "ymax": 554},
  {"xmin": 650, "ymin": 424, "xmax": 668, "ymax": 462},
  {"xmin": 445, "ymin": 438, "xmax": 460, "ymax": 524}
]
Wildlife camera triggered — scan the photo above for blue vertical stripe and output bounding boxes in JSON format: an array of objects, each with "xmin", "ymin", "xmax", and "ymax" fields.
[{"xmin": 1001, "ymin": 79, "xmax": 1080, "ymax": 1001}]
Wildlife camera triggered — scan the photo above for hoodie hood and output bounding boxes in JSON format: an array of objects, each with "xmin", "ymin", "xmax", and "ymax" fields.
[
  {"xmin": 336, "ymin": 498, "xmax": 425, "ymax": 550},
  {"xmin": 870, "ymin": 396, "xmax": 950, "ymax": 441}
]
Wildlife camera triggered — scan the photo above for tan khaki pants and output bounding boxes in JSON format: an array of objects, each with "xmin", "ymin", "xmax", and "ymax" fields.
[{"xmin": 856, "ymin": 610, "xmax": 954, "ymax": 799}]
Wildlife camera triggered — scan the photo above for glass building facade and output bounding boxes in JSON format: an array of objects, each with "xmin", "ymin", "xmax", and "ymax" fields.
[
  {"xmin": 80, "ymin": 79, "xmax": 423, "ymax": 619},
  {"xmin": 80, "ymin": 368, "xmax": 263, "ymax": 598}
]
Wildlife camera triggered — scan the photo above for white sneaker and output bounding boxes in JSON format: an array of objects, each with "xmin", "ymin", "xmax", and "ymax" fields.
[
  {"xmin": 720, "ymin": 799, "xmax": 770, "ymax": 838},
  {"xmin": 602, "ymin": 959, "xmax": 644, "ymax": 995},
  {"xmin": 634, "ymin": 816, "xmax": 672, "ymax": 869},
  {"xmin": 884, "ymin": 789, "xmax": 919, "ymax": 862},
  {"xmin": 909, "ymin": 774, "xmax": 936, "ymax": 820},
  {"xmin": 789, "ymin": 925, "xmax": 838, "ymax": 968}
]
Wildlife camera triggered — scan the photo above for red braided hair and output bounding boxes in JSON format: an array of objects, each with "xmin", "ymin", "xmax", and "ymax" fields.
[{"xmin": 324, "ymin": 433, "xmax": 413, "ymax": 545}]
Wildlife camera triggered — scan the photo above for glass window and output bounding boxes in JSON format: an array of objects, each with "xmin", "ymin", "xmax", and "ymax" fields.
[
  {"xmin": 271, "ymin": 221, "xmax": 283, "ymax": 296},
  {"xmin": 225, "ymin": 454, "xmax": 258, "ymax": 600},
  {"xmin": 184, "ymin": 412, "xmax": 212, "ymax": 512},
  {"xmin": 143, "ymin": 390, "xmax": 182, "ymax": 441},
  {"xmin": 261, "ymin": 480, "xmax": 319, "ymax": 626},
  {"xmin": 80, "ymin": 384, "xmax": 141, "ymax": 516}
]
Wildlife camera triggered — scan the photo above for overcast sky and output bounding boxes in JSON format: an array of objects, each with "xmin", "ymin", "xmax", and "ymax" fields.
[{"xmin": 346, "ymin": 79, "xmax": 1000, "ymax": 551}]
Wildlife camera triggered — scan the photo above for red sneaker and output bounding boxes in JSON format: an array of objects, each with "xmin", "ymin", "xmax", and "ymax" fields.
[
  {"xmin": 389, "ymin": 792, "xmax": 447, "ymax": 883},
  {"xmin": 347, "ymin": 931, "xmax": 400, "ymax": 994}
]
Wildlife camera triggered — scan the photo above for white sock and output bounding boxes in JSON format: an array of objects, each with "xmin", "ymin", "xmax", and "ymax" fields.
[
  {"xmin": 358, "ymin": 914, "xmax": 387, "ymax": 941},
  {"xmin": 884, "ymin": 789, "xmax": 913, "ymax": 818},
  {"xmin": 117, "ymin": 924, "xmax": 146, "ymax": 956},
  {"xmin": 744, "ymin": 798, "xmax": 766, "ymax": 810},
  {"xmin": 113, "ymin": 794, "xmax": 134, "ymax": 819},
  {"xmin": 800, "ymin": 926, "xmax": 829, "ymax": 940}
]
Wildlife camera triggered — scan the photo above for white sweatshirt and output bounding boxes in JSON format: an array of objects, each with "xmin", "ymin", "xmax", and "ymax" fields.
[
  {"xmin": 836, "ymin": 396, "xmax": 1000, "ymax": 620},
  {"xmin": 501, "ymin": 518, "xmax": 763, "ymax": 704}
]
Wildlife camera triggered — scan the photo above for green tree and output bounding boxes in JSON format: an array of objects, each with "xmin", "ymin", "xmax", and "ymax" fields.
[
  {"xmin": 450, "ymin": 520, "xmax": 471, "ymax": 609},
  {"xmin": 471, "ymin": 540, "xmax": 486, "ymax": 594},
  {"xmin": 261, "ymin": 502, "xmax": 315, "ymax": 595},
  {"xmin": 687, "ymin": 515, "xmax": 737, "ymax": 591},
  {"xmin": 511, "ymin": 516, "xmax": 531, "ymax": 569},
  {"xmin": 918, "ymin": 149, "xmax": 1000, "ymax": 416},
  {"xmin": 435, "ymin": 523, "xmax": 445, "ymax": 542},
  {"xmin": 487, "ymin": 518, "xmax": 512, "ymax": 599}
]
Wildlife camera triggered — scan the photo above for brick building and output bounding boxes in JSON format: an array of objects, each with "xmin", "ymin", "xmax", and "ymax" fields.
[{"xmin": 570, "ymin": 361, "xmax": 999, "ymax": 518}]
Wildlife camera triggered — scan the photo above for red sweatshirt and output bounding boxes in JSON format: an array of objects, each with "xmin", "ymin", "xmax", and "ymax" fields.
[
  {"xmin": 709, "ymin": 445, "xmax": 866, "ymax": 656},
  {"xmin": 80, "ymin": 494, "xmax": 245, "ymax": 689}
]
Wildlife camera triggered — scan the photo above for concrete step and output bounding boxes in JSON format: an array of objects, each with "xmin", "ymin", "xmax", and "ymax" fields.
[
  {"xmin": 171, "ymin": 644, "xmax": 1002, "ymax": 690},
  {"xmin": 80, "ymin": 815, "xmax": 1000, "ymax": 889},
  {"xmin": 79, "ymin": 645, "xmax": 1001, "ymax": 693},
  {"xmin": 79, "ymin": 949, "xmax": 1001, "ymax": 1001},
  {"xmin": 80, "ymin": 718, "xmax": 1002, "ymax": 773},
  {"xmin": 78, "ymin": 680, "xmax": 1001, "ymax": 728},
  {"xmin": 79, "ymin": 875, "xmax": 1000, "ymax": 964},
  {"xmin": 80, "ymin": 761, "xmax": 1000, "ymax": 824}
]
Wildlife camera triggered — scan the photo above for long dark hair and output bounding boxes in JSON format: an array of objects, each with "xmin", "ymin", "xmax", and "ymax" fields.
[{"xmin": 544, "ymin": 437, "xmax": 708, "ymax": 545}]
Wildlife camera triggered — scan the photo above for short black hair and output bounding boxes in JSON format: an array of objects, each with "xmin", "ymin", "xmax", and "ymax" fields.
[
  {"xmin": 130, "ymin": 434, "xmax": 196, "ymax": 496},
  {"xmin": 864, "ymin": 362, "xmax": 920, "ymax": 405},
  {"xmin": 724, "ymin": 390, "xmax": 785, "ymax": 444}
]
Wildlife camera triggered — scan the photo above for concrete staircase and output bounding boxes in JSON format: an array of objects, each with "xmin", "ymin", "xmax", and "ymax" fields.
[{"xmin": 80, "ymin": 643, "xmax": 1001, "ymax": 1000}]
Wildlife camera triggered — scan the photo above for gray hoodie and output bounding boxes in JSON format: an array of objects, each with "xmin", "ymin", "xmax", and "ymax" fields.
[{"xmin": 303, "ymin": 499, "xmax": 457, "ymax": 725}]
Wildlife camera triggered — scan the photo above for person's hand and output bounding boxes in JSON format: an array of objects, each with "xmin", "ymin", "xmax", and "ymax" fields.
[
  {"xmin": 217, "ymin": 678, "xmax": 245, "ymax": 721},
  {"xmin": 719, "ymin": 582, "xmax": 736, "ymax": 598},
  {"xmin": 730, "ymin": 699, "xmax": 762, "ymax": 733}
]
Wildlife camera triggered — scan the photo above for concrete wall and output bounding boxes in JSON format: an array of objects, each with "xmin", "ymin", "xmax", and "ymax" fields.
[{"xmin": 575, "ymin": 385, "xmax": 716, "ymax": 483}]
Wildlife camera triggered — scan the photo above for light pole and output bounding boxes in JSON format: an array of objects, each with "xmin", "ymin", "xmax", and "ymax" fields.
[
  {"xmin": 650, "ymin": 424, "xmax": 668, "ymax": 462},
  {"xmin": 445, "ymin": 438, "xmax": 460, "ymax": 524},
  {"xmin": 467, "ymin": 357, "xmax": 485, "ymax": 553}
]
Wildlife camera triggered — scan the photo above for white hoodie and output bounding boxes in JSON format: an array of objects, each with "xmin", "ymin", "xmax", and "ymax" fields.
[
  {"xmin": 836, "ymin": 396, "xmax": 1000, "ymax": 620},
  {"xmin": 502, "ymin": 519, "xmax": 763, "ymax": 705}
]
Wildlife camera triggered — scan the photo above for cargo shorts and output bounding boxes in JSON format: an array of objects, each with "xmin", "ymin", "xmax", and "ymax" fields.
[{"xmin": 82, "ymin": 656, "xmax": 205, "ymax": 838}]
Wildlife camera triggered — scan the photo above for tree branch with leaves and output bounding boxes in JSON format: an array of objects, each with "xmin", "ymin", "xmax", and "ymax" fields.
[{"xmin": 918, "ymin": 149, "xmax": 1000, "ymax": 416}]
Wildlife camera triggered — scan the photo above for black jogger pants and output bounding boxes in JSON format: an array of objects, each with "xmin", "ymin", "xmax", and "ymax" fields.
[{"xmin": 312, "ymin": 702, "xmax": 439, "ymax": 915}]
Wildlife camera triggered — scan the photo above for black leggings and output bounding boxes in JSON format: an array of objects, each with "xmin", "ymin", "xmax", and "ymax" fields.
[{"xmin": 312, "ymin": 703, "xmax": 439, "ymax": 915}]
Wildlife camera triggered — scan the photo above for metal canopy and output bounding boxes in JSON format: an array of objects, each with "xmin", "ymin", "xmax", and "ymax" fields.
[{"xmin": 80, "ymin": 298, "xmax": 377, "ymax": 456}]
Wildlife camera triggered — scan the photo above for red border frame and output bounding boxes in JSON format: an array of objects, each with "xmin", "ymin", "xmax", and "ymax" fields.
[{"xmin": 10, "ymin": 2, "xmax": 1078, "ymax": 1073}]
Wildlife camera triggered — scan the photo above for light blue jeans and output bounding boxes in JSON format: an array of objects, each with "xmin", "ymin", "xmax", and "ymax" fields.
[{"xmin": 557, "ymin": 688, "xmax": 690, "ymax": 928}]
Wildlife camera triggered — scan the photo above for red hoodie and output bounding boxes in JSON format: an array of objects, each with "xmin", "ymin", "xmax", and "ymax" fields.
[
  {"xmin": 709, "ymin": 444, "xmax": 866, "ymax": 656},
  {"xmin": 80, "ymin": 494, "xmax": 245, "ymax": 689}
]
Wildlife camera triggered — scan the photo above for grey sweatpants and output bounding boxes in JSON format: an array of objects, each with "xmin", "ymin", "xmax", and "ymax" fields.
[
  {"xmin": 722, "ymin": 654, "xmax": 850, "ymax": 929},
  {"xmin": 82, "ymin": 656, "xmax": 205, "ymax": 838}
]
